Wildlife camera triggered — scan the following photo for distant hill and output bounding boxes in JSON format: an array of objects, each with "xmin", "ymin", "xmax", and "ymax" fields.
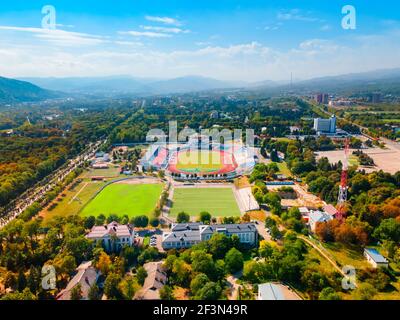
[
  {"xmin": 0, "ymin": 77, "xmax": 58, "ymax": 103},
  {"xmin": 16, "ymin": 68, "xmax": 400, "ymax": 97},
  {"xmin": 21, "ymin": 75, "xmax": 245, "ymax": 96},
  {"xmin": 251, "ymin": 68, "xmax": 400, "ymax": 95}
]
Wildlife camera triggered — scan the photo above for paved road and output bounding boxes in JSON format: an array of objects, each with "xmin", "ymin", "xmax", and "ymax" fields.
[{"xmin": 0, "ymin": 140, "xmax": 105, "ymax": 229}]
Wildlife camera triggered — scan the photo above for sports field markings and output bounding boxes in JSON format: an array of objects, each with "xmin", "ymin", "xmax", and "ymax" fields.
[{"xmin": 68, "ymin": 182, "xmax": 89, "ymax": 205}]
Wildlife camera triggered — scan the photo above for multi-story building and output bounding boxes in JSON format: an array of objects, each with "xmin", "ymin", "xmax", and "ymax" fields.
[
  {"xmin": 162, "ymin": 222, "xmax": 258, "ymax": 250},
  {"xmin": 314, "ymin": 93, "xmax": 329, "ymax": 105},
  {"xmin": 86, "ymin": 222, "xmax": 135, "ymax": 252},
  {"xmin": 313, "ymin": 115, "xmax": 337, "ymax": 134}
]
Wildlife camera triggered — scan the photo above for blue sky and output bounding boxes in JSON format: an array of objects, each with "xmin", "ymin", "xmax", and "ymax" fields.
[{"xmin": 0, "ymin": 0, "xmax": 399, "ymax": 81}]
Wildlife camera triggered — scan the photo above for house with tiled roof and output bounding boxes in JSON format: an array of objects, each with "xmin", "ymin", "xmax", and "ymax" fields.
[
  {"xmin": 56, "ymin": 261, "xmax": 99, "ymax": 300},
  {"xmin": 86, "ymin": 222, "xmax": 134, "ymax": 252},
  {"xmin": 134, "ymin": 261, "xmax": 168, "ymax": 300}
]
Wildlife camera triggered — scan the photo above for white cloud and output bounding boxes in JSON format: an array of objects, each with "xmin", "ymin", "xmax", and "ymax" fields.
[
  {"xmin": 1, "ymin": 27, "xmax": 400, "ymax": 82},
  {"xmin": 140, "ymin": 25, "xmax": 190, "ymax": 34},
  {"xmin": 0, "ymin": 26, "xmax": 105, "ymax": 46},
  {"xmin": 145, "ymin": 16, "xmax": 182, "ymax": 26},
  {"xmin": 119, "ymin": 30, "xmax": 172, "ymax": 38},
  {"xmin": 277, "ymin": 9, "xmax": 322, "ymax": 22}
]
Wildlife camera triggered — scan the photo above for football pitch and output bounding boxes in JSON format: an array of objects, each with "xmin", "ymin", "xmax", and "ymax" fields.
[
  {"xmin": 175, "ymin": 150, "xmax": 225, "ymax": 173},
  {"xmin": 170, "ymin": 187, "xmax": 241, "ymax": 217},
  {"xmin": 81, "ymin": 183, "xmax": 163, "ymax": 218}
]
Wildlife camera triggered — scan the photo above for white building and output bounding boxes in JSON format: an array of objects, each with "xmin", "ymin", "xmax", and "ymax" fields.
[
  {"xmin": 86, "ymin": 222, "xmax": 134, "ymax": 252},
  {"xmin": 313, "ymin": 115, "xmax": 337, "ymax": 134},
  {"xmin": 364, "ymin": 248, "xmax": 389, "ymax": 268},
  {"xmin": 308, "ymin": 210, "xmax": 333, "ymax": 232},
  {"xmin": 162, "ymin": 223, "xmax": 258, "ymax": 250}
]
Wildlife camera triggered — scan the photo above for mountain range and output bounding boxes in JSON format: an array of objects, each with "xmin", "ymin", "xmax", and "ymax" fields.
[
  {"xmin": 0, "ymin": 77, "xmax": 58, "ymax": 103},
  {"xmin": 1, "ymin": 68, "xmax": 400, "ymax": 103}
]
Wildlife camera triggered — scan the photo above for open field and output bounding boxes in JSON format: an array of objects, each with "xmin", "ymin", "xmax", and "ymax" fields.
[
  {"xmin": 170, "ymin": 187, "xmax": 241, "ymax": 217},
  {"xmin": 316, "ymin": 146, "xmax": 400, "ymax": 174},
  {"xmin": 82, "ymin": 166, "xmax": 121, "ymax": 178},
  {"xmin": 41, "ymin": 180, "xmax": 107, "ymax": 223},
  {"xmin": 170, "ymin": 150, "xmax": 237, "ymax": 175},
  {"xmin": 274, "ymin": 161, "xmax": 292, "ymax": 177},
  {"xmin": 81, "ymin": 182, "xmax": 163, "ymax": 218}
]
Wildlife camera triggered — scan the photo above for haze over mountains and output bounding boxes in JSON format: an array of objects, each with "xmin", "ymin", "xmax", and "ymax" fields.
[
  {"xmin": 1, "ymin": 68, "xmax": 400, "ymax": 103},
  {"xmin": 0, "ymin": 77, "xmax": 59, "ymax": 103}
]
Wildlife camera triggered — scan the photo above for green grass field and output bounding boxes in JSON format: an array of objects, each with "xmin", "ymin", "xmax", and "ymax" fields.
[
  {"xmin": 170, "ymin": 187, "xmax": 241, "ymax": 217},
  {"xmin": 81, "ymin": 183, "xmax": 163, "ymax": 218},
  {"xmin": 176, "ymin": 150, "xmax": 225, "ymax": 173}
]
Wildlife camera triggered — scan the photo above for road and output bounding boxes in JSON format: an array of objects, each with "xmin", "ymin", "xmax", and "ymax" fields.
[
  {"xmin": 226, "ymin": 271, "xmax": 243, "ymax": 300},
  {"xmin": 0, "ymin": 139, "xmax": 106, "ymax": 229},
  {"xmin": 299, "ymin": 235, "xmax": 345, "ymax": 277}
]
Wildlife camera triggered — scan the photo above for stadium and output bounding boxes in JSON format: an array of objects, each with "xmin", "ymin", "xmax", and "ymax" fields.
[{"xmin": 141, "ymin": 134, "xmax": 257, "ymax": 180}]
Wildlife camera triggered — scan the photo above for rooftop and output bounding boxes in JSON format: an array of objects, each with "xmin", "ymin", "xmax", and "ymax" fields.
[
  {"xmin": 364, "ymin": 248, "xmax": 388, "ymax": 264},
  {"xmin": 258, "ymin": 283, "xmax": 301, "ymax": 301},
  {"xmin": 86, "ymin": 222, "xmax": 132, "ymax": 239}
]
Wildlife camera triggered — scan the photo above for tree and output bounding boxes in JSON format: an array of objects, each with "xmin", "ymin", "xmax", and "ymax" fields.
[
  {"xmin": 84, "ymin": 216, "xmax": 96, "ymax": 230},
  {"xmin": 190, "ymin": 273, "xmax": 209, "ymax": 296},
  {"xmin": 195, "ymin": 282, "xmax": 222, "ymax": 300},
  {"xmin": 96, "ymin": 251, "xmax": 112, "ymax": 275},
  {"xmin": 225, "ymin": 248, "xmax": 244, "ymax": 274},
  {"xmin": 104, "ymin": 273, "xmax": 123, "ymax": 300},
  {"xmin": 159, "ymin": 285, "xmax": 175, "ymax": 300},
  {"xmin": 199, "ymin": 211, "xmax": 212, "ymax": 224},
  {"xmin": 136, "ymin": 266, "xmax": 148, "ymax": 286},
  {"xmin": 177, "ymin": 212, "xmax": 190, "ymax": 223},
  {"xmin": 149, "ymin": 217, "xmax": 160, "ymax": 228},
  {"xmin": 17, "ymin": 270, "xmax": 27, "ymax": 292},
  {"xmin": 191, "ymin": 251, "xmax": 217, "ymax": 281},
  {"xmin": 319, "ymin": 287, "xmax": 341, "ymax": 300},
  {"xmin": 70, "ymin": 284, "xmax": 83, "ymax": 300},
  {"xmin": 171, "ymin": 259, "xmax": 191, "ymax": 287},
  {"xmin": 88, "ymin": 283, "xmax": 100, "ymax": 300},
  {"xmin": 373, "ymin": 218, "xmax": 400, "ymax": 243},
  {"xmin": 131, "ymin": 215, "xmax": 149, "ymax": 228},
  {"xmin": 353, "ymin": 283, "xmax": 377, "ymax": 300},
  {"xmin": 208, "ymin": 233, "xmax": 233, "ymax": 259},
  {"xmin": 120, "ymin": 276, "xmax": 138, "ymax": 300},
  {"xmin": 0, "ymin": 288, "xmax": 37, "ymax": 301}
]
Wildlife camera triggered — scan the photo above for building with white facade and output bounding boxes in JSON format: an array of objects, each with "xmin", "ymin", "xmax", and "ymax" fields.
[
  {"xmin": 313, "ymin": 115, "xmax": 337, "ymax": 134},
  {"xmin": 308, "ymin": 210, "xmax": 334, "ymax": 232},
  {"xmin": 86, "ymin": 222, "xmax": 134, "ymax": 252},
  {"xmin": 162, "ymin": 223, "xmax": 258, "ymax": 250}
]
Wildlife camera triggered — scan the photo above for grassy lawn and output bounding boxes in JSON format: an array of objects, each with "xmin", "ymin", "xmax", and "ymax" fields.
[
  {"xmin": 170, "ymin": 187, "xmax": 241, "ymax": 217},
  {"xmin": 349, "ymin": 155, "xmax": 360, "ymax": 168},
  {"xmin": 81, "ymin": 183, "xmax": 163, "ymax": 218},
  {"xmin": 82, "ymin": 166, "xmax": 121, "ymax": 179},
  {"xmin": 273, "ymin": 161, "xmax": 292, "ymax": 177},
  {"xmin": 41, "ymin": 180, "xmax": 107, "ymax": 223},
  {"xmin": 176, "ymin": 150, "xmax": 225, "ymax": 173},
  {"xmin": 321, "ymin": 242, "xmax": 370, "ymax": 270}
]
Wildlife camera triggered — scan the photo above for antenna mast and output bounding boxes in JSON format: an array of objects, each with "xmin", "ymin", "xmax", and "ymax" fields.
[{"xmin": 337, "ymin": 137, "xmax": 350, "ymax": 221}]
